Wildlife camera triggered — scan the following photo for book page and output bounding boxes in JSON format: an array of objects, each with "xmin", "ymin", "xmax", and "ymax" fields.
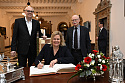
[
  {"xmin": 53, "ymin": 64, "xmax": 76, "ymax": 72},
  {"xmin": 30, "ymin": 65, "xmax": 56, "ymax": 76},
  {"xmin": 30, "ymin": 64, "xmax": 76, "ymax": 76}
]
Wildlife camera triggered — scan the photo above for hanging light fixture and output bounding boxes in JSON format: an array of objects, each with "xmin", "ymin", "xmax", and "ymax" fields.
[
  {"xmin": 24, "ymin": 0, "xmax": 31, "ymax": 10},
  {"xmin": 22, "ymin": 0, "xmax": 35, "ymax": 17},
  {"xmin": 36, "ymin": 12, "xmax": 38, "ymax": 19},
  {"xmin": 27, "ymin": 0, "xmax": 30, "ymax": 6}
]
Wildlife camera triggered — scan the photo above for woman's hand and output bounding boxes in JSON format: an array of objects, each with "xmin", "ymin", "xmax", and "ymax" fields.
[
  {"xmin": 49, "ymin": 59, "xmax": 58, "ymax": 67},
  {"xmin": 37, "ymin": 63, "xmax": 44, "ymax": 69}
]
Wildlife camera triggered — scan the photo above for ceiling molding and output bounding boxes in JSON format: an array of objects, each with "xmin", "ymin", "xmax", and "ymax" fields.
[
  {"xmin": 0, "ymin": 6, "xmax": 71, "ymax": 10},
  {"xmin": 0, "ymin": 0, "xmax": 77, "ymax": 3},
  {"xmin": 0, "ymin": 0, "xmax": 76, "ymax": 17}
]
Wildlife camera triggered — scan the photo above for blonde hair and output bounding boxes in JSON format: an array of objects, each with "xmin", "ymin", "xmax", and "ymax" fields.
[{"xmin": 50, "ymin": 31, "xmax": 66, "ymax": 46}]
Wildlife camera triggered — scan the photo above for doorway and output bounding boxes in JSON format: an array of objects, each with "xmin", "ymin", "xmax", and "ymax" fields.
[
  {"xmin": 98, "ymin": 17, "xmax": 109, "ymax": 56},
  {"xmin": 93, "ymin": 0, "xmax": 112, "ymax": 56}
]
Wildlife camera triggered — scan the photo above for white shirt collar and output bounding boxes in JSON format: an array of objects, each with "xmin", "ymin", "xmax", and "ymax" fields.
[
  {"xmin": 100, "ymin": 27, "xmax": 103, "ymax": 30},
  {"xmin": 74, "ymin": 24, "xmax": 80, "ymax": 29},
  {"xmin": 25, "ymin": 17, "xmax": 32, "ymax": 22}
]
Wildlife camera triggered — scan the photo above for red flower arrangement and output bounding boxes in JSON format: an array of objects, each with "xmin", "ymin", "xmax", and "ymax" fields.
[
  {"xmin": 93, "ymin": 50, "xmax": 98, "ymax": 55},
  {"xmin": 102, "ymin": 65, "xmax": 107, "ymax": 71},
  {"xmin": 68, "ymin": 50, "xmax": 110, "ymax": 82},
  {"xmin": 84, "ymin": 57, "xmax": 92, "ymax": 64},
  {"xmin": 75, "ymin": 64, "xmax": 81, "ymax": 71}
]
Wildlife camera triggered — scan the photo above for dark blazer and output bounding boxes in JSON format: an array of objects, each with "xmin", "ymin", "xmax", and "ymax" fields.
[
  {"xmin": 98, "ymin": 28, "xmax": 107, "ymax": 47},
  {"xmin": 66, "ymin": 26, "xmax": 91, "ymax": 57},
  {"xmin": 11, "ymin": 18, "xmax": 42, "ymax": 56},
  {"xmin": 35, "ymin": 44, "xmax": 74, "ymax": 66}
]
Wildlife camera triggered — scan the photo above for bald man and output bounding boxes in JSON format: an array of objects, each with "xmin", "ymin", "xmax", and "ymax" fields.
[
  {"xmin": 66, "ymin": 15, "xmax": 91, "ymax": 65},
  {"xmin": 11, "ymin": 6, "xmax": 46, "ymax": 67}
]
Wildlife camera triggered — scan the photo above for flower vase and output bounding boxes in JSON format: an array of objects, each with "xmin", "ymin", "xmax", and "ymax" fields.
[
  {"xmin": 79, "ymin": 70, "xmax": 92, "ymax": 78},
  {"xmin": 79, "ymin": 71, "xmax": 104, "ymax": 81},
  {"xmin": 79, "ymin": 72, "xmax": 85, "ymax": 77},
  {"xmin": 93, "ymin": 72, "xmax": 104, "ymax": 80}
]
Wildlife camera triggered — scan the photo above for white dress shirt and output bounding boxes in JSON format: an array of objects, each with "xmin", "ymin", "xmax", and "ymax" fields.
[
  {"xmin": 25, "ymin": 17, "xmax": 32, "ymax": 35},
  {"xmin": 100, "ymin": 27, "xmax": 103, "ymax": 32}
]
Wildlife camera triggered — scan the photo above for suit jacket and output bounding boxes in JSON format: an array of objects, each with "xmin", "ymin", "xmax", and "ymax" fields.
[
  {"xmin": 66, "ymin": 26, "xmax": 91, "ymax": 57},
  {"xmin": 11, "ymin": 18, "xmax": 42, "ymax": 56},
  {"xmin": 35, "ymin": 44, "xmax": 74, "ymax": 66},
  {"xmin": 98, "ymin": 28, "xmax": 107, "ymax": 47}
]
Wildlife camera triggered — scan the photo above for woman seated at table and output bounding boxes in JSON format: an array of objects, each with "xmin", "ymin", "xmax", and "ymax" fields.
[{"xmin": 35, "ymin": 31, "xmax": 74, "ymax": 69}]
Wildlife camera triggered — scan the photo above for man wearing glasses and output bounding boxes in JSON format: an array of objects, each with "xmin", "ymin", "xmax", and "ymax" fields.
[
  {"xmin": 66, "ymin": 15, "xmax": 91, "ymax": 65},
  {"xmin": 11, "ymin": 6, "xmax": 47, "ymax": 67}
]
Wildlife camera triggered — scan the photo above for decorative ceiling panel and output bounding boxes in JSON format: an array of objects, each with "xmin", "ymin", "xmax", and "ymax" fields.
[{"xmin": 0, "ymin": 0, "xmax": 78, "ymax": 17}]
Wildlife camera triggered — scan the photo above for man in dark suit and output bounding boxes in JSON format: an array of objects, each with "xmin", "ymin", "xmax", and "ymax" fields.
[
  {"xmin": 96, "ymin": 20, "xmax": 107, "ymax": 56},
  {"xmin": 66, "ymin": 15, "xmax": 91, "ymax": 65},
  {"xmin": 11, "ymin": 6, "xmax": 47, "ymax": 67}
]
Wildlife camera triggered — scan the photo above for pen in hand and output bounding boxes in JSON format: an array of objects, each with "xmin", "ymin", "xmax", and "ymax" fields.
[
  {"xmin": 39, "ymin": 60, "xmax": 42, "ymax": 64},
  {"xmin": 37, "ymin": 59, "xmax": 45, "ymax": 69}
]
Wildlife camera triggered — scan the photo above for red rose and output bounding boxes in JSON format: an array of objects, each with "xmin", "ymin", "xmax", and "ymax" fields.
[
  {"xmin": 93, "ymin": 50, "xmax": 98, "ymax": 55},
  {"xmin": 106, "ymin": 57, "xmax": 110, "ymax": 59},
  {"xmin": 75, "ymin": 64, "xmax": 81, "ymax": 71},
  {"xmin": 102, "ymin": 56, "xmax": 110, "ymax": 59},
  {"xmin": 84, "ymin": 57, "xmax": 92, "ymax": 64},
  {"xmin": 102, "ymin": 65, "xmax": 107, "ymax": 71},
  {"xmin": 103, "ymin": 56, "xmax": 106, "ymax": 59}
]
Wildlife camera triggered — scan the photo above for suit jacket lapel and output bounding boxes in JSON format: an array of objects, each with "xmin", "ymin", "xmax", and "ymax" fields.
[
  {"xmin": 99, "ymin": 28, "xmax": 103, "ymax": 35},
  {"xmin": 23, "ymin": 18, "xmax": 30, "ymax": 36},
  {"xmin": 80, "ymin": 26, "xmax": 84, "ymax": 47},
  {"xmin": 101, "ymin": 28, "xmax": 104, "ymax": 33},
  {"xmin": 31, "ymin": 19, "xmax": 35, "ymax": 36},
  {"xmin": 71, "ymin": 27, "xmax": 74, "ymax": 42}
]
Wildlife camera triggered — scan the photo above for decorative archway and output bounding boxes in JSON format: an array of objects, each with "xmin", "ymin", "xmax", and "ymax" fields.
[
  {"xmin": 38, "ymin": 18, "xmax": 52, "ymax": 38},
  {"xmin": 93, "ymin": 0, "xmax": 112, "ymax": 56},
  {"xmin": 57, "ymin": 22, "xmax": 68, "ymax": 40}
]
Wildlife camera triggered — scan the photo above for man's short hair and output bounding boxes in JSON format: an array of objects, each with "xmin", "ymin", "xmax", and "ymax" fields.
[
  {"xmin": 24, "ymin": 6, "xmax": 34, "ymax": 11},
  {"xmin": 99, "ymin": 19, "xmax": 104, "ymax": 25}
]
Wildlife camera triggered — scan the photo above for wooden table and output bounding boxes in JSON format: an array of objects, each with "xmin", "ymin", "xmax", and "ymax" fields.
[{"xmin": 14, "ymin": 67, "xmax": 124, "ymax": 83}]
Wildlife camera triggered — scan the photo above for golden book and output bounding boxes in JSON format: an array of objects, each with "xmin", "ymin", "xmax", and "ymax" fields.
[{"xmin": 30, "ymin": 64, "xmax": 76, "ymax": 76}]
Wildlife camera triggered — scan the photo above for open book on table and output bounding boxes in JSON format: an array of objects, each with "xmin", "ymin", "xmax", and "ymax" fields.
[{"xmin": 30, "ymin": 64, "xmax": 76, "ymax": 76}]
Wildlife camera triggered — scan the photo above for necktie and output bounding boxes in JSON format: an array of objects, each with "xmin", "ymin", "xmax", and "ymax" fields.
[
  {"xmin": 74, "ymin": 27, "xmax": 78, "ymax": 49},
  {"xmin": 100, "ymin": 29, "xmax": 101, "ymax": 32}
]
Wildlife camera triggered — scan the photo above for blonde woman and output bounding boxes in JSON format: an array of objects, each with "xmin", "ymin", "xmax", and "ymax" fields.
[{"xmin": 35, "ymin": 31, "xmax": 74, "ymax": 69}]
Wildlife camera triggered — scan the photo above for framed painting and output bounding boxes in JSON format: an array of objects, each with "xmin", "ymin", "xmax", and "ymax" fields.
[
  {"xmin": 83, "ymin": 21, "xmax": 91, "ymax": 32},
  {"xmin": 0, "ymin": 27, "xmax": 6, "ymax": 39}
]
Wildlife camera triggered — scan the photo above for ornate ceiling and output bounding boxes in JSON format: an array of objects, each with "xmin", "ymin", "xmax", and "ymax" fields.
[
  {"xmin": 0, "ymin": 0, "xmax": 77, "ymax": 3},
  {"xmin": 0, "ymin": 0, "xmax": 80, "ymax": 17}
]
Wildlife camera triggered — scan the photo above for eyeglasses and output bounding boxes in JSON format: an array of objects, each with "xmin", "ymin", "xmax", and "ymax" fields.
[
  {"xmin": 53, "ymin": 38, "xmax": 60, "ymax": 41},
  {"xmin": 25, "ymin": 10, "xmax": 34, "ymax": 13},
  {"xmin": 71, "ymin": 19, "xmax": 79, "ymax": 21}
]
